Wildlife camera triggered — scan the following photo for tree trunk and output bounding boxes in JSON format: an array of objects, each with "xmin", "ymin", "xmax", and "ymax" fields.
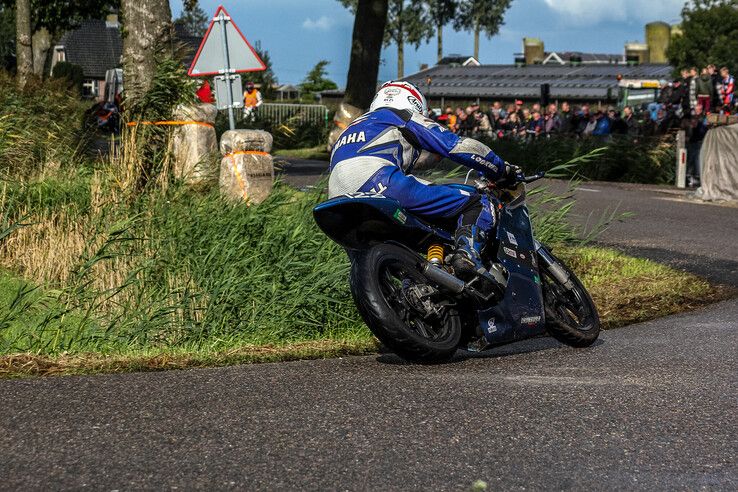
[
  {"xmin": 121, "ymin": 0, "xmax": 173, "ymax": 107},
  {"xmin": 397, "ymin": 42, "xmax": 404, "ymax": 79},
  {"xmin": 15, "ymin": 0, "xmax": 33, "ymax": 88},
  {"xmin": 32, "ymin": 28, "xmax": 52, "ymax": 76},
  {"xmin": 437, "ymin": 23, "xmax": 443, "ymax": 63},
  {"xmin": 344, "ymin": 0, "xmax": 389, "ymax": 110},
  {"xmin": 396, "ymin": 0, "xmax": 403, "ymax": 78},
  {"xmin": 473, "ymin": 23, "xmax": 480, "ymax": 60}
]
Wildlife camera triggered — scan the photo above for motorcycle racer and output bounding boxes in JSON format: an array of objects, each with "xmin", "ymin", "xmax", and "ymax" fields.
[{"xmin": 328, "ymin": 81, "xmax": 521, "ymax": 296}]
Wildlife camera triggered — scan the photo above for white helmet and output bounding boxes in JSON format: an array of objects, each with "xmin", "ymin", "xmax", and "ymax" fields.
[{"xmin": 369, "ymin": 81, "xmax": 429, "ymax": 116}]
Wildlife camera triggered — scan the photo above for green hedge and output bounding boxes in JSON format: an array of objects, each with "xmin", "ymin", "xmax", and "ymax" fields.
[{"xmin": 483, "ymin": 135, "xmax": 676, "ymax": 184}]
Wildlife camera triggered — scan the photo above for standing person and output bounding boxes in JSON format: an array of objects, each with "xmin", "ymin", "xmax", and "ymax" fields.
[
  {"xmin": 526, "ymin": 111, "xmax": 543, "ymax": 140},
  {"xmin": 608, "ymin": 108, "xmax": 627, "ymax": 135},
  {"xmin": 576, "ymin": 105, "xmax": 591, "ymax": 136},
  {"xmin": 719, "ymin": 66, "xmax": 734, "ymax": 113},
  {"xmin": 475, "ymin": 108, "xmax": 493, "ymax": 137},
  {"xmin": 688, "ymin": 67, "xmax": 698, "ymax": 113},
  {"xmin": 544, "ymin": 103, "xmax": 561, "ymax": 135},
  {"xmin": 592, "ymin": 110, "xmax": 611, "ymax": 138},
  {"xmin": 622, "ymin": 106, "xmax": 639, "ymax": 137},
  {"xmin": 681, "ymin": 104, "xmax": 708, "ymax": 187},
  {"xmin": 243, "ymin": 81, "xmax": 263, "ymax": 121},
  {"xmin": 559, "ymin": 101, "xmax": 573, "ymax": 133},
  {"xmin": 514, "ymin": 99, "xmax": 525, "ymax": 121},
  {"xmin": 695, "ymin": 68, "xmax": 715, "ymax": 113},
  {"xmin": 445, "ymin": 106, "xmax": 458, "ymax": 131},
  {"xmin": 707, "ymin": 64, "xmax": 721, "ymax": 110}
]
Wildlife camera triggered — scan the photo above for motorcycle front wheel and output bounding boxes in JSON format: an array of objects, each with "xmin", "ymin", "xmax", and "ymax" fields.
[
  {"xmin": 350, "ymin": 243, "xmax": 462, "ymax": 362},
  {"xmin": 539, "ymin": 250, "xmax": 600, "ymax": 347}
]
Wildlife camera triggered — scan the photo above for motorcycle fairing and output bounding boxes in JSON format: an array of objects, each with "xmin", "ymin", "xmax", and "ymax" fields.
[
  {"xmin": 477, "ymin": 194, "xmax": 546, "ymax": 345},
  {"xmin": 313, "ymin": 194, "xmax": 453, "ymax": 251}
]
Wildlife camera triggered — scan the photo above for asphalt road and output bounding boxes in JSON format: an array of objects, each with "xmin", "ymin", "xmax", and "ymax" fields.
[
  {"xmin": 1, "ymin": 160, "xmax": 737, "ymax": 490},
  {"xmin": 2, "ymin": 300, "xmax": 737, "ymax": 490}
]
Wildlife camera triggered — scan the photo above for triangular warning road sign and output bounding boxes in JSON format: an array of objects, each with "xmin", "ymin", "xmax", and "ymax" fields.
[{"xmin": 188, "ymin": 5, "xmax": 266, "ymax": 77}]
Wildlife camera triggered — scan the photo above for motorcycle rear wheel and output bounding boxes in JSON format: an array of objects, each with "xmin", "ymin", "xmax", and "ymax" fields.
[
  {"xmin": 350, "ymin": 243, "xmax": 462, "ymax": 362},
  {"xmin": 540, "ymin": 251, "xmax": 600, "ymax": 347}
]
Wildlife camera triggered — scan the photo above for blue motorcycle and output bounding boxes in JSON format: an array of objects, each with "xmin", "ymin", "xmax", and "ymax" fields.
[{"xmin": 313, "ymin": 172, "xmax": 600, "ymax": 362}]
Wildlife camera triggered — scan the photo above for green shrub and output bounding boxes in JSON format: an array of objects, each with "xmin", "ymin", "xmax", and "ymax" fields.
[
  {"xmin": 51, "ymin": 61, "xmax": 84, "ymax": 94},
  {"xmin": 0, "ymin": 71, "xmax": 89, "ymax": 176},
  {"xmin": 482, "ymin": 135, "xmax": 676, "ymax": 185}
]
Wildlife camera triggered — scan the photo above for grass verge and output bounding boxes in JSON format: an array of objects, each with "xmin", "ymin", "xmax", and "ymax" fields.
[
  {"xmin": 1, "ymin": 247, "xmax": 732, "ymax": 378},
  {"xmin": 273, "ymin": 146, "xmax": 330, "ymax": 161}
]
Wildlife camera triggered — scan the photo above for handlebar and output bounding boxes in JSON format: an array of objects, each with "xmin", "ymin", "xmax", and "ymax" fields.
[
  {"xmin": 475, "ymin": 171, "xmax": 546, "ymax": 191},
  {"xmin": 521, "ymin": 171, "xmax": 546, "ymax": 184}
]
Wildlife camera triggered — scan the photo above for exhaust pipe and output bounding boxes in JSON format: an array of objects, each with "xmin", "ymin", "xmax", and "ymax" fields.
[{"xmin": 422, "ymin": 263, "xmax": 466, "ymax": 294}]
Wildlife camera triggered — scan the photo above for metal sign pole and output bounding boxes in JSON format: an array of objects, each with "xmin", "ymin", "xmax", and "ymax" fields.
[{"xmin": 217, "ymin": 12, "xmax": 236, "ymax": 130}]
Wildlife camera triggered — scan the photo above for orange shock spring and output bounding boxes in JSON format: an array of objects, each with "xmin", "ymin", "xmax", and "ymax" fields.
[{"xmin": 427, "ymin": 244, "xmax": 444, "ymax": 265}]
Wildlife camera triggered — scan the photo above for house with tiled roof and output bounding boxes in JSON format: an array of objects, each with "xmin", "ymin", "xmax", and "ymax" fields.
[{"xmin": 50, "ymin": 14, "xmax": 201, "ymax": 100}]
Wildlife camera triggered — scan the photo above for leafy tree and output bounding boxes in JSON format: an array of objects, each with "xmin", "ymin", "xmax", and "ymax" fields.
[
  {"xmin": 425, "ymin": 0, "xmax": 457, "ymax": 63},
  {"xmin": 175, "ymin": 0, "xmax": 208, "ymax": 37},
  {"xmin": 299, "ymin": 60, "xmax": 337, "ymax": 102},
  {"xmin": 244, "ymin": 41, "xmax": 277, "ymax": 100},
  {"xmin": 453, "ymin": 0, "xmax": 512, "ymax": 60},
  {"xmin": 0, "ymin": 0, "xmax": 120, "ymax": 74},
  {"xmin": 342, "ymin": 0, "xmax": 432, "ymax": 79},
  {"xmin": 28, "ymin": 0, "xmax": 119, "ymax": 34},
  {"xmin": 667, "ymin": 0, "xmax": 738, "ymax": 74},
  {"xmin": 0, "ymin": 5, "xmax": 13, "ymax": 70}
]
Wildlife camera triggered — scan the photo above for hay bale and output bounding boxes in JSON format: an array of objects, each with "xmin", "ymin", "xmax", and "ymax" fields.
[
  {"xmin": 221, "ymin": 129, "xmax": 273, "ymax": 154},
  {"xmin": 173, "ymin": 103, "xmax": 218, "ymax": 124},
  {"xmin": 172, "ymin": 123, "xmax": 218, "ymax": 185},
  {"xmin": 220, "ymin": 152, "xmax": 274, "ymax": 204},
  {"xmin": 328, "ymin": 102, "xmax": 363, "ymax": 151}
]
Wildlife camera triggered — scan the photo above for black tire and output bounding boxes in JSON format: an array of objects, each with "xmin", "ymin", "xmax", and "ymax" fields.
[
  {"xmin": 350, "ymin": 244, "xmax": 462, "ymax": 362},
  {"xmin": 539, "ymin": 251, "xmax": 600, "ymax": 348}
]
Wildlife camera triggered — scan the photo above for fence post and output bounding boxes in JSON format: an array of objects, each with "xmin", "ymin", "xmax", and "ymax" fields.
[{"xmin": 675, "ymin": 130, "xmax": 687, "ymax": 189}]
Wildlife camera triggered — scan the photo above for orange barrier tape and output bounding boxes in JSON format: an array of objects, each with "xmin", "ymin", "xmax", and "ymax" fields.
[
  {"xmin": 224, "ymin": 150, "xmax": 270, "ymax": 157},
  {"xmin": 126, "ymin": 120, "xmax": 215, "ymax": 128},
  {"xmin": 224, "ymin": 150, "xmax": 271, "ymax": 204}
]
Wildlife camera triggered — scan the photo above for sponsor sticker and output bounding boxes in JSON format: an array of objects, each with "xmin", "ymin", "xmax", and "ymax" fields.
[
  {"xmin": 503, "ymin": 246, "xmax": 516, "ymax": 258},
  {"xmin": 521, "ymin": 315, "xmax": 542, "ymax": 324},
  {"xmin": 407, "ymin": 95, "xmax": 423, "ymax": 113},
  {"xmin": 506, "ymin": 231, "xmax": 518, "ymax": 246},
  {"xmin": 393, "ymin": 209, "xmax": 407, "ymax": 224},
  {"xmin": 384, "ymin": 88, "xmax": 401, "ymax": 96},
  {"xmin": 344, "ymin": 192, "xmax": 386, "ymax": 199},
  {"xmin": 487, "ymin": 319, "xmax": 497, "ymax": 333}
]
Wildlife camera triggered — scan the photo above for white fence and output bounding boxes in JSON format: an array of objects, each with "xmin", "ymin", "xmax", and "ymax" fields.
[{"xmin": 232, "ymin": 103, "xmax": 329, "ymax": 127}]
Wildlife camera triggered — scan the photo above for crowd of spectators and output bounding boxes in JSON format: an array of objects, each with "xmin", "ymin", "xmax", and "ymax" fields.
[
  {"xmin": 430, "ymin": 65, "xmax": 734, "ymax": 187},
  {"xmin": 432, "ymin": 100, "xmax": 644, "ymax": 141}
]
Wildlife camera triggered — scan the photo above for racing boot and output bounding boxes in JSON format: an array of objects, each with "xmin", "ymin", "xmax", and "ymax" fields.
[{"xmin": 450, "ymin": 225, "xmax": 507, "ymax": 301}]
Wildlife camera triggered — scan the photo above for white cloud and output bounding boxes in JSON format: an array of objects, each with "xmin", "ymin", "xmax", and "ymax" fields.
[
  {"xmin": 302, "ymin": 15, "xmax": 334, "ymax": 31},
  {"xmin": 541, "ymin": 0, "xmax": 683, "ymax": 26}
]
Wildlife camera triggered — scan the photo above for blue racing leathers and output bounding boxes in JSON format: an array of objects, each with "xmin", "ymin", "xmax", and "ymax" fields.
[{"xmin": 328, "ymin": 107, "xmax": 506, "ymax": 233}]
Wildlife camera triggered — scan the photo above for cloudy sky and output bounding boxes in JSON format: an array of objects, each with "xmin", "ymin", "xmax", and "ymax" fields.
[{"xmin": 171, "ymin": 0, "xmax": 686, "ymax": 86}]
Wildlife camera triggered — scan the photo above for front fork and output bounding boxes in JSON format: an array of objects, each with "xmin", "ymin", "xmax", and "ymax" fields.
[{"xmin": 535, "ymin": 241, "xmax": 574, "ymax": 290}]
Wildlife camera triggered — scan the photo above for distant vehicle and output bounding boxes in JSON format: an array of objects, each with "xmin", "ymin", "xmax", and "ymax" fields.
[
  {"xmin": 618, "ymin": 78, "xmax": 664, "ymax": 109},
  {"xmin": 104, "ymin": 68, "xmax": 124, "ymax": 105},
  {"xmin": 86, "ymin": 69, "xmax": 123, "ymax": 134}
]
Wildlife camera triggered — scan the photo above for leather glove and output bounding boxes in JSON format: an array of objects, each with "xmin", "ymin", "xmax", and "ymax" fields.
[{"xmin": 496, "ymin": 162, "xmax": 523, "ymax": 188}]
